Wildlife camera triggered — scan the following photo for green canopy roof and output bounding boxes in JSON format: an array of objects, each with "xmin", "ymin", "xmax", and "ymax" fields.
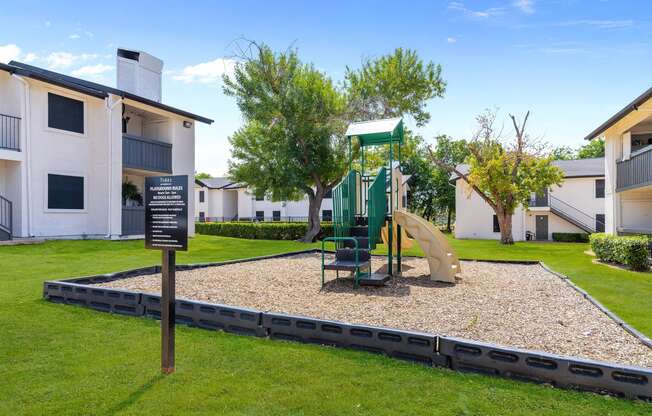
[{"xmin": 345, "ymin": 117, "xmax": 404, "ymax": 146}]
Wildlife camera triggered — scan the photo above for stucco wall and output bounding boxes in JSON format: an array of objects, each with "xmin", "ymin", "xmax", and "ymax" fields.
[
  {"xmin": 619, "ymin": 187, "xmax": 652, "ymax": 231},
  {"xmin": 455, "ymin": 176, "xmax": 604, "ymax": 241}
]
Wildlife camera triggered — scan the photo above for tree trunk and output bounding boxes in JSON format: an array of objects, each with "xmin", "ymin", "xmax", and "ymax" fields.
[
  {"xmin": 300, "ymin": 188, "xmax": 325, "ymax": 243},
  {"xmin": 496, "ymin": 208, "xmax": 514, "ymax": 245},
  {"xmin": 446, "ymin": 207, "xmax": 452, "ymax": 233}
]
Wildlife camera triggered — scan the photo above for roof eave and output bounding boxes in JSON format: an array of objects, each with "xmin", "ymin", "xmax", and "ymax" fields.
[{"xmin": 584, "ymin": 85, "xmax": 652, "ymax": 141}]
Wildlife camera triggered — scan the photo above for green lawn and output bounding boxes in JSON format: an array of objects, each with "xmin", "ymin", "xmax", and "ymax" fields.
[{"xmin": 1, "ymin": 235, "xmax": 650, "ymax": 415}]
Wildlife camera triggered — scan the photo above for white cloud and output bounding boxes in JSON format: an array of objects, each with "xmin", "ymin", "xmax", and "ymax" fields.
[
  {"xmin": 44, "ymin": 21, "xmax": 51, "ymax": 28},
  {"xmin": 69, "ymin": 34, "xmax": 81, "ymax": 40},
  {"xmin": 45, "ymin": 52, "xmax": 100, "ymax": 70},
  {"xmin": 24, "ymin": 53, "xmax": 38, "ymax": 63},
  {"xmin": 514, "ymin": 0, "xmax": 534, "ymax": 14},
  {"xmin": 447, "ymin": 37, "xmax": 457, "ymax": 44},
  {"xmin": 72, "ymin": 64, "xmax": 113, "ymax": 77},
  {"xmin": 0, "ymin": 44, "xmax": 21, "ymax": 63},
  {"xmin": 448, "ymin": 2, "xmax": 504, "ymax": 19},
  {"xmin": 553, "ymin": 19, "xmax": 634, "ymax": 29},
  {"xmin": 172, "ymin": 58, "xmax": 237, "ymax": 84}
]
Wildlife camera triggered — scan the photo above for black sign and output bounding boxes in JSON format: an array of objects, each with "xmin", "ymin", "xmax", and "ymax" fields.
[{"xmin": 145, "ymin": 175, "xmax": 188, "ymax": 251}]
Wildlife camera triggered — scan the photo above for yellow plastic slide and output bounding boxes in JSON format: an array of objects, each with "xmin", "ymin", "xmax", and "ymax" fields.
[
  {"xmin": 381, "ymin": 223, "xmax": 414, "ymax": 252},
  {"xmin": 392, "ymin": 210, "xmax": 461, "ymax": 283}
]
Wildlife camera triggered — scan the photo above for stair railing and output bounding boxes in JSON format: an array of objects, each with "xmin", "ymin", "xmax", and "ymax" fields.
[
  {"xmin": 549, "ymin": 194, "xmax": 603, "ymax": 233},
  {"xmin": 332, "ymin": 170, "xmax": 359, "ymax": 246},
  {"xmin": 367, "ymin": 167, "xmax": 387, "ymax": 250},
  {"xmin": 0, "ymin": 194, "xmax": 12, "ymax": 239}
]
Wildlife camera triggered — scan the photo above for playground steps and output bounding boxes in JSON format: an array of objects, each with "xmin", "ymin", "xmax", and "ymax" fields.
[{"xmin": 323, "ymin": 259, "xmax": 371, "ymax": 272}]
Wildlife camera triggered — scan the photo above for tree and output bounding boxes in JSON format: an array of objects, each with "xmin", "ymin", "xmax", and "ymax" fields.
[
  {"xmin": 551, "ymin": 146, "xmax": 575, "ymax": 160},
  {"xmin": 345, "ymin": 48, "xmax": 446, "ymax": 126},
  {"xmin": 402, "ymin": 135, "xmax": 468, "ymax": 231},
  {"xmin": 224, "ymin": 42, "xmax": 347, "ymax": 242},
  {"xmin": 577, "ymin": 138, "xmax": 605, "ymax": 159},
  {"xmin": 430, "ymin": 109, "xmax": 564, "ymax": 244},
  {"xmin": 195, "ymin": 172, "xmax": 212, "ymax": 180}
]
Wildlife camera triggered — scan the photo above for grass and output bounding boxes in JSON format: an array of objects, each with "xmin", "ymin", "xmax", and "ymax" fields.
[{"xmin": 0, "ymin": 235, "xmax": 650, "ymax": 415}]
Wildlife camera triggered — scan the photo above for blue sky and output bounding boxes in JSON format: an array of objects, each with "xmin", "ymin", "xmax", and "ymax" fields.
[{"xmin": 1, "ymin": 1, "xmax": 649, "ymax": 175}]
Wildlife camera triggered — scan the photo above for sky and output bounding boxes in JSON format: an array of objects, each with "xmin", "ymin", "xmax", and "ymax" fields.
[{"xmin": 1, "ymin": 1, "xmax": 649, "ymax": 176}]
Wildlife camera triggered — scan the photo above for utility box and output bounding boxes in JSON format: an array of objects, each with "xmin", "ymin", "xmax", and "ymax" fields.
[{"xmin": 117, "ymin": 48, "xmax": 163, "ymax": 103}]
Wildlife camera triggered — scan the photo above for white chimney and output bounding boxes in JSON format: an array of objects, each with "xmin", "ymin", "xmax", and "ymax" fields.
[{"xmin": 116, "ymin": 48, "xmax": 163, "ymax": 102}]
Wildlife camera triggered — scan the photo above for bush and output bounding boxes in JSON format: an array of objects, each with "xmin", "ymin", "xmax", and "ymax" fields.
[
  {"xmin": 552, "ymin": 232, "xmax": 589, "ymax": 243},
  {"xmin": 590, "ymin": 233, "xmax": 650, "ymax": 271},
  {"xmin": 196, "ymin": 221, "xmax": 334, "ymax": 241}
]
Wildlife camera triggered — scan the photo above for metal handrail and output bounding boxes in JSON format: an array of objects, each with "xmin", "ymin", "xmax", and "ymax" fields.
[
  {"xmin": 0, "ymin": 113, "xmax": 20, "ymax": 151},
  {"xmin": 549, "ymin": 194, "xmax": 604, "ymax": 232},
  {"xmin": 321, "ymin": 237, "xmax": 360, "ymax": 288},
  {"xmin": 0, "ymin": 194, "xmax": 12, "ymax": 239}
]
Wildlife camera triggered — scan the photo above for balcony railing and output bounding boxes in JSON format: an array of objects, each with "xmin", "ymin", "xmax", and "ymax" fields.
[
  {"xmin": 617, "ymin": 145, "xmax": 652, "ymax": 192},
  {"xmin": 1, "ymin": 114, "xmax": 20, "ymax": 151},
  {"xmin": 122, "ymin": 134, "xmax": 172, "ymax": 173},
  {"xmin": 122, "ymin": 206, "xmax": 145, "ymax": 235}
]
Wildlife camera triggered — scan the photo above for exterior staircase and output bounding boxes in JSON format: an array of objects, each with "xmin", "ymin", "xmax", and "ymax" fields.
[
  {"xmin": 0, "ymin": 194, "xmax": 12, "ymax": 241},
  {"xmin": 548, "ymin": 194, "xmax": 603, "ymax": 234}
]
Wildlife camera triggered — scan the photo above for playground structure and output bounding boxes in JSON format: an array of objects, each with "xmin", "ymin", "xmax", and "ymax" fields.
[{"xmin": 321, "ymin": 117, "xmax": 461, "ymax": 287}]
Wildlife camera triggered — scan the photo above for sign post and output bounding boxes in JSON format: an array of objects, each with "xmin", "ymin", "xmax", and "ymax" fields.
[{"xmin": 145, "ymin": 175, "xmax": 188, "ymax": 375}]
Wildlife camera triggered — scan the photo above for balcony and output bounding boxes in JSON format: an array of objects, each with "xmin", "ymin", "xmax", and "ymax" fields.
[
  {"xmin": 0, "ymin": 113, "xmax": 20, "ymax": 151},
  {"xmin": 122, "ymin": 134, "xmax": 172, "ymax": 173},
  {"xmin": 617, "ymin": 145, "xmax": 652, "ymax": 192}
]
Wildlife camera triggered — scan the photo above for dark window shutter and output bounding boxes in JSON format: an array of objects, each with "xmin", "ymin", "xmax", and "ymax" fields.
[
  {"xmin": 48, "ymin": 174, "xmax": 84, "ymax": 209},
  {"xmin": 596, "ymin": 214, "xmax": 605, "ymax": 232},
  {"xmin": 595, "ymin": 179, "xmax": 605, "ymax": 198},
  {"xmin": 493, "ymin": 215, "xmax": 501, "ymax": 233},
  {"xmin": 48, "ymin": 93, "xmax": 84, "ymax": 134}
]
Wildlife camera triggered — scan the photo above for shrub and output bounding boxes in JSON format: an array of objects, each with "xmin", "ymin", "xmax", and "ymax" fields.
[
  {"xmin": 196, "ymin": 222, "xmax": 334, "ymax": 241},
  {"xmin": 590, "ymin": 233, "xmax": 650, "ymax": 271},
  {"xmin": 552, "ymin": 232, "xmax": 589, "ymax": 243}
]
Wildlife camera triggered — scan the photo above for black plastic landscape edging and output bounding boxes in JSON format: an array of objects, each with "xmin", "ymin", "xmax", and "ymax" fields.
[{"xmin": 42, "ymin": 253, "xmax": 652, "ymax": 401}]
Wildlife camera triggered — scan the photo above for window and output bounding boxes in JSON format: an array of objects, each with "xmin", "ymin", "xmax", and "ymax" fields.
[
  {"xmin": 596, "ymin": 214, "xmax": 605, "ymax": 233},
  {"xmin": 272, "ymin": 210, "xmax": 281, "ymax": 221},
  {"xmin": 199, "ymin": 190, "xmax": 205, "ymax": 203},
  {"xmin": 48, "ymin": 174, "xmax": 84, "ymax": 210},
  {"xmin": 255, "ymin": 194, "xmax": 264, "ymax": 201},
  {"xmin": 255, "ymin": 211, "xmax": 264, "ymax": 221},
  {"xmin": 199, "ymin": 212, "xmax": 206, "ymax": 222},
  {"xmin": 324, "ymin": 189, "xmax": 333, "ymax": 199},
  {"xmin": 322, "ymin": 209, "xmax": 333, "ymax": 221},
  {"xmin": 595, "ymin": 179, "xmax": 605, "ymax": 199},
  {"xmin": 48, "ymin": 93, "xmax": 84, "ymax": 134},
  {"xmin": 493, "ymin": 215, "xmax": 500, "ymax": 233}
]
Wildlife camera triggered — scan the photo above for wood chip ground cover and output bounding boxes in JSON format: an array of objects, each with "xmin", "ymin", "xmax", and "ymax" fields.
[{"xmin": 93, "ymin": 253, "xmax": 652, "ymax": 368}]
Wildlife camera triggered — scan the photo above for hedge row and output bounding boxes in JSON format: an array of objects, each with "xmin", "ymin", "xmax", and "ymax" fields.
[
  {"xmin": 589, "ymin": 233, "xmax": 650, "ymax": 271},
  {"xmin": 552, "ymin": 232, "xmax": 589, "ymax": 243},
  {"xmin": 196, "ymin": 222, "xmax": 334, "ymax": 240}
]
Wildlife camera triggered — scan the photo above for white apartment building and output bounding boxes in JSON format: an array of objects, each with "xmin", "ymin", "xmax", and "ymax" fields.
[
  {"xmin": 194, "ymin": 178, "xmax": 334, "ymax": 222},
  {"xmin": 0, "ymin": 48, "xmax": 213, "ymax": 240},
  {"xmin": 454, "ymin": 158, "xmax": 605, "ymax": 241},
  {"xmin": 585, "ymin": 87, "xmax": 652, "ymax": 236}
]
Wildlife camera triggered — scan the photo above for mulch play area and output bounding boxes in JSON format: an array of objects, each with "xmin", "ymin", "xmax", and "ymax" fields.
[{"xmin": 93, "ymin": 253, "xmax": 652, "ymax": 368}]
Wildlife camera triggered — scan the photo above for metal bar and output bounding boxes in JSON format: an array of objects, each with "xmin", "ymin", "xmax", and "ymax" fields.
[
  {"xmin": 161, "ymin": 249, "xmax": 176, "ymax": 374},
  {"xmin": 388, "ymin": 140, "xmax": 393, "ymax": 275}
]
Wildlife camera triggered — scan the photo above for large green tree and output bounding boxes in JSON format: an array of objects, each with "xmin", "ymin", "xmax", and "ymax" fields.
[
  {"xmin": 345, "ymin": 48, "xmax": 446, "ymax": 126},
  {"xmin": 224, "ymin": 43, "xmax": 347, "ymax": 242},
  {"xmin": 431, "ymin": 109, "xmax": 563, "ymax": 244},
  {"xmin": 578, "ymin": 138, "xmax": 605, "ymax": 159},
  {"xmin": 401, "ymin": 134, "xmax": 468, "ymax": 231}
]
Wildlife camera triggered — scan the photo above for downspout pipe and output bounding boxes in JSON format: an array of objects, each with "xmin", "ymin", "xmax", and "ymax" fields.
[
  {"xmin": 11, "ymin": 74, "xmax": 32, "ymax": 237},
  {"xmin": 105, "ymin": 95, "xmax": 123, "ymax": 238}
]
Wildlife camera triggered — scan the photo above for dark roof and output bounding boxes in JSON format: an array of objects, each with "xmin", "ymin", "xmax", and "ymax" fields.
[
  {"xmin": 0, "ymin": 61, "xmax": 213, "ymax": 124},
  {"xmin": 451, "ymin": 157, "xmax": 604, "ymax": 182},
  {"xmin": 195, "ymin": 177, "xmax": 244, "ymax": 189},
  {"xmin": 584, "ymin": 85, "xmax": 652, "ymax": 141}
]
